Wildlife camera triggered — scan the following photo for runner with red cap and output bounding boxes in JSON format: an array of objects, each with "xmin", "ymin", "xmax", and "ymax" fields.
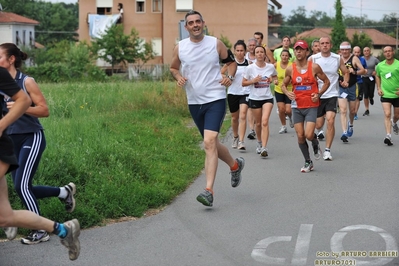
[{"xmin": 281, "ymin": 40, "xmax": 331, "ymax": 172}]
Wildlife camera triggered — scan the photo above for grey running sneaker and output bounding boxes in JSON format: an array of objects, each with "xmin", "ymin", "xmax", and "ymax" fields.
[
  {"xmin": 391, "ymin": 119, "xmax": 399, "ymax": 135},
  {"xmin": 238, "ymin": 141, "xmax": 246, "ymax": 151},
  {"xmin": 260, "ymin": 147, "xmax": 268, "ymax": 158},
  {"xmin": 289, "ymin": 116, "xmax": 294, "ymax": 128},
  {"xmin": 312, "ymin": 141, "xmax": 321, "ymax": 160},
  {"xmin": 61, "ymin": 182, "xmax": 76, "ymax": 213},
  {"xmin": 247, "ymin": 130, "xmax": 256, "ymax": 140},
  {"xmin": 21, "ymin": 230, "xmax": 50, "ymax": 245},
  {"xmin": 3, "ymin": 227, "xmax": 17, "ymax": 240},
  {"xmin": 232, "ymin": 136, "xmax": 239, "ymax": 149},
  {"xmin": 384, "ymin": 136, "xmax": 393, "ymax": 146},
  {"xmin": 61, "ymin": 219, "xmax": 81, "ymax": 261},
  {"xmin": 323, "ymin": 150, "xmax": 332, "ymax": 161},
  {"xmin": 301, "ymin": 160, "xmax": 314, "ymax": 173},
  {"xmin": 196, "ymin": 189, "xmax": 213, "ymax": 206},
  {"xmin": 278, "ymin": 126, "xmax": 287, "ymax": 134},
  {"xmin": 231, "ymin": 157, "xmax": 245, "ymax": 188}
]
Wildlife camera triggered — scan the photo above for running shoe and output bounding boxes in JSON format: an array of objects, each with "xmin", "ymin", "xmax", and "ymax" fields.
[
  {"xmin": 312, "ymin": 141, "xmax": 321, "ymax": 160},
  {"xmin": 256, "ymin": 142, "xmax": 262, "ymax": 154},
  {"xmin": 278, "ymin": 126, "xmax": 287, "ymax": 134},
  {"xmin": 231, "ymin": 157, "xmax": 245, "ymax": 187},
  {"xmin": 370, "ymin": 98, "xmax": 374, "ymax": 105},
  {"xmin": 247, "ymin": 130, "xmax": 256, "ymax": 140},
  {"xmin": 354, "ymin": 114, "xmax": 358, "ymax": 120},
  {"xmin": 323, "ymin": 150, "xmax": 333, "ymax": 161},
  {"xmin": 347, "ymin": 122, "xmax": 353, "ymax": 137},
  {"xmin": 3, "ymin": 227, "xmax": 17, "ymax": 240},
  {"xmin": 232, "ymin": 136, "xmax": 239, "ymax": 149},
  {"xmin": 60, "ymin": 219, "xmax": 81, "ymax": 261},
  {"xmin": 60, "ymin": 182, "xmax": 76, "ymax": 213},
  {"xmin": 317, "ymin": 130, "xmax": 325, "ymax": 140},
  {"xmin": 384, "ymin": 136, "xmax": 393, "ymax": 146},
  {"xmin": 300, "ymin": 160, "xmax": 314, "ymax": 173},
  {"xmin": 341, "ymin": 133, "xmax": 348, "ymax": 143},
  {"xmin": 289, "ymin": 116, "xmax": 294, "ymax": 128},
  {"xmin": 392, "ymin": 119, "xmax": 399, "ymax": 135},
  {"xmin": 260, "ymin": 147, "xmax": 268, "ymax": 158},
  {"xmin": 238, "ymin": 141, "xmax": 246, "ymax": 150},
  {"xmin": 363, "ymin": 110, "xmax": 369, "ymax": 116},
  {"xmin": 196, "ymin": 189, "xmax": 213, "ymax": 206},
  {"xmin": 21, "ymin": 230, "xmax": 50, "ymax": 245}
]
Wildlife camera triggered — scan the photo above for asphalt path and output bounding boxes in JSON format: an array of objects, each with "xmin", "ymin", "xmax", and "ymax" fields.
[{"xmin": 1, "ymin": 99, "xmax": 399, "ymax": 266}]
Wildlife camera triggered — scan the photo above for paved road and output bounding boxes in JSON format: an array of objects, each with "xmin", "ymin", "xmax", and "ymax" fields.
[{"xmin": 1, "ymin": 101, "xmax": 399, "ymax": 266}]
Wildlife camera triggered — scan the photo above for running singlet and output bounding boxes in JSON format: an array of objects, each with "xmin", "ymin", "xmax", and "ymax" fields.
[
  {"xmin": 291, "ymin": 61, "xmax": 319, "ymax": 108},
  {"xmin": 274, "ymin": 61, "xmax": 292, "ymax": 94},
  {"xmin": 342, "ymin": 55, "xmax": 358, "ymax": 87}
]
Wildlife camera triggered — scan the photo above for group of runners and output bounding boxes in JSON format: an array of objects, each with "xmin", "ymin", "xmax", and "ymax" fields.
[{"xmin": 171, "ymin": 10, "xmax": 399, "ymax": 207}]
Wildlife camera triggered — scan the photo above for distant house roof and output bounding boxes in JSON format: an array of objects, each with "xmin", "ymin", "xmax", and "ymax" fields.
[
  {"xmin": 293, "ymin": 28, "xmax": 396, "ymax": 46},
  {"xmin": 0, "ymin": 12, "xmax": 39, "ymax": 25}
]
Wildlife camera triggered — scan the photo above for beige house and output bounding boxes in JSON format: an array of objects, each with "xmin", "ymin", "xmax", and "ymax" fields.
[
  {"xmin": 0, "ymin": 12, "xmax": 39, "ymax": 48},
  {"xmin": 78, "ymin": 0, "xmax": 282, "ymax": 66}
]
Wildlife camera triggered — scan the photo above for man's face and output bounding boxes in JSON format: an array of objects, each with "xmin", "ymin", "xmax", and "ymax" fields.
[
  {"xmin": 319, "ymin": 38, "xmax": 332, "ymax": 53},
  {"xmin": 294, "ymin": 47, "xmax": 306, "ymax": 60},
  {"xmin": 254, "ymin": 35, "xmax": 262, "ymax": 46},
  {"xmin": 185, "ymin": 14, "xmax": 204, "ymax": 38},
  {"xmin": 248, "ymin": 41, "xmax": 256, "ymax": 53},
  {"xmin": 363, "ymin": 47, "xmax": 371, "ymax": 57},
  {"xmin": 353, "ymin": 48, "xmax": 361, "ymax": 57},
  {"xmin": 312, "ymin": 41, "xmax": 320, "ymax": 54},
  {"xmin": 383, "ymin": 47, "xmax": 394, "ymax": 60},
  {"xmin": 282, "ymin": 38, "xmax": 290, "ymax": 48}
]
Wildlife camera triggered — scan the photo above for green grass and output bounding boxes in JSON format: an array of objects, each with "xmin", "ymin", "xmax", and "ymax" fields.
[{"xmin": 3, "ymin": 81, "xmax": 214, "ymax": 234}]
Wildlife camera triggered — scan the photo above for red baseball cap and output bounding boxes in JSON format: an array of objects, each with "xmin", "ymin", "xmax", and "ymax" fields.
[{"xmin": 293, "ymin": 40, "xmax": 308, "ymax": 49}]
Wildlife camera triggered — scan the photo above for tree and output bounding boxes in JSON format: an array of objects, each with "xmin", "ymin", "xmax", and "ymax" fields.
[
  {"xmin": 351, "ymin": 32, "xmax": 373, "ymax": 50},
  {"xmin": 91, "ymin": 24, "xmax": 155, "ymax": 74},
  {"xmin": 331, "ymin": 0, "xmax": 347, "ymax": 51}
]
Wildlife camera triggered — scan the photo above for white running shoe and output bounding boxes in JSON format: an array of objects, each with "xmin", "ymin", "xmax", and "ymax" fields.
[
  {"xmin": 323, "ymin": 150, "xmax": 332, "ymax": 161},
  {"xmin": 279, "ymin": 126, "xmax": 287, "ymax": 134}
]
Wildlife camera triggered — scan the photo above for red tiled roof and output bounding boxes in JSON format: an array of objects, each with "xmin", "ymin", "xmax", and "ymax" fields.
[
  {"xmin": 0, "ymin": 12, "xmax": 39, "ymax": 25},
  {"xmin": 292, "ymin": 28, "xmax": 396, "ymax": 46}
]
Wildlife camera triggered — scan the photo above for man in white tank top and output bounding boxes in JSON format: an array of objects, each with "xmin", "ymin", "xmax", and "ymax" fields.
[
  {"xmin": 308, "ymin": 36, "xmax": 349, "ymax": 160},
  {"xmin": 170, "ymin": 10, "xmax": 245, "ymax": 207}
]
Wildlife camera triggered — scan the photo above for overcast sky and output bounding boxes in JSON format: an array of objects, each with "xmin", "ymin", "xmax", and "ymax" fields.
[{"xmin": 47, "ymin": 0, "xmax": 398, "ymax": 22}]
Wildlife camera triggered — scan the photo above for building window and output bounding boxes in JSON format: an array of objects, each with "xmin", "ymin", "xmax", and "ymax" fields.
[
  {"xmin": 152, "ymin": 0, "xmax": 161, "ymax": 12},
  {"xmin": 152, "ymin": 38, "xmax": 162, "ymax": 56},
  {"xmin": 16, "ymin": 31, "xmax": 19, "ymax": 45},
  {"xmin": 176, "ymin": 0, "xmax": 192, "ymax": 12},
  {"xmin": 29, "ymin": 31, "xmax": 33, "ymax": 46},
  {"xmin": 97, "ymin": 7, "xmax": 112, "ymax": 15},
  {"xmin": 136, "ymin": 0, "xmax": 145, "ymax": 13},
  {"xmin": 23, "ymin": 30, "xmax": 26, "ymax": 46}
]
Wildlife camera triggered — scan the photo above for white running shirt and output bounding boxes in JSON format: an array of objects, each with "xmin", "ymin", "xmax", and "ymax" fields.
[
  {"xmin": 179, "ymin": 35, "xmax": 226, "ymax": 104},
  {"xmin": 243, "ymin": 63, "xmax": 277, "ymax": 101},
  {"xmin": 310, "ymin": 52, "xmax": 340, "ymax": 98}
]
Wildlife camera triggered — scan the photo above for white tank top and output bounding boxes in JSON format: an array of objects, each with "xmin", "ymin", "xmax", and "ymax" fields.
[
  {"xmin": 310, "ymin": 52, "xmax": 341, "ymax": 98},
  {"xmin": 228, "ymin": 59, "xmax": 249, "ymax": 95},
  {"xmin": 179, "ymin": 36, "xmax": 226, "ymax": 104}
]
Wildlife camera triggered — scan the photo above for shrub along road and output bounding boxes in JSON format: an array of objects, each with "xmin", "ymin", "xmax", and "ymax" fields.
[{"xmin": 1, "ymin": 100, "xmax": 399, "ymax": 266}]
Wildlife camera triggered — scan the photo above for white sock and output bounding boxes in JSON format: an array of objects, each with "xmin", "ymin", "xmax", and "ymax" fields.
[{"xmin": 58, "ymin": 187, "xmax": 68, "ymax": 199}]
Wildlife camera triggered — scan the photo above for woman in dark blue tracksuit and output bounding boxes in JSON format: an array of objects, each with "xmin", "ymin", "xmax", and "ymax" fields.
[{"xmin": 0, "ymin": 43, "xmax": 76, "ymax": 245}]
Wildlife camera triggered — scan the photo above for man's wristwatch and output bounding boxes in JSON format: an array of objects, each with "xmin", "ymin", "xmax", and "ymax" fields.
[{"xmin": 227, "ymin": 75, "xmax": 234, "ymax": 81}]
